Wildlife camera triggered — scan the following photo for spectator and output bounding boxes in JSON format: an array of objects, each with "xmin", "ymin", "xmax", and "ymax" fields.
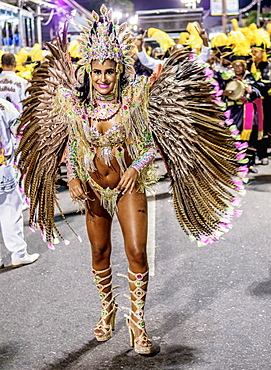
[
  {"xmin": 222, "ymin": 55, "xmax": 263, "ymax": 173},
  {"xmin": 247, "ymin": 42, "xmax": 271, "ymax": 165},
  {"xmin": 0, "ymin": 98, "xmax": 39, "ymax": 268},
  {"xmin": 0, "ymin": 53, "xmax": 28, "ymax": 113},
  {"xmin": 136, "ymin": 23, "xmax": 210, "ymax": 70}
]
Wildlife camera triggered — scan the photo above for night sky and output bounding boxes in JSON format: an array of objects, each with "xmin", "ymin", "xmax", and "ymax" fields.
[{"xmin": 131, "ymin": 0, "xmax": 269, "ymax": 11}]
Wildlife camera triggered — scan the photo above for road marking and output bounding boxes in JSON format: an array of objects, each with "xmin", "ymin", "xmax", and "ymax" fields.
[{"xmin": 147, "ymin": 195, "xmax": 156, "ymax": 276}]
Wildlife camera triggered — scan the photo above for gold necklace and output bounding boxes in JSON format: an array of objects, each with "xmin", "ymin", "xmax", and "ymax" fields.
[{"xmin": 86, "ymin": 92, "xmax": 121, "ymax": 121}]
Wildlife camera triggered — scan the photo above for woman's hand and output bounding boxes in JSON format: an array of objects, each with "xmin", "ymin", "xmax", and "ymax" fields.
[
  {"xmin": 117, "ymin": 167, "xmax": 138, "ymax": 195},
  {"xmin": 68, "ymin": 178, "xmax": 87, "ymax": 201}
]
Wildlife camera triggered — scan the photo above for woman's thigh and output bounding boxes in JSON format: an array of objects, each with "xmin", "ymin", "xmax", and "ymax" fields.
[
  {"xmin": 85, "ymin": 187, "xmax": 113, "ymax": 248},
  {"xmin": 116, "ymin": 189, "xmax": 148, "ymax": 269}
]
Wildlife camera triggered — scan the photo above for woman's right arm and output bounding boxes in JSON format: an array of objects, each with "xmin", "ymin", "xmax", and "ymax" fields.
[{"xmin": 66, "ymin": 134, "xmax": 87, "ymax": 201}]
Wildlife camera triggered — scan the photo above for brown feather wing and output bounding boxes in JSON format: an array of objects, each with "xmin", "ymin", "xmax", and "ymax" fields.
[
  {"xmin": 149, "ymin": 50, "xmax": 246, "ymax": 245},
  {"xmin": 16, "ymin": 23, "xmax": 75, "ymax": 246}
]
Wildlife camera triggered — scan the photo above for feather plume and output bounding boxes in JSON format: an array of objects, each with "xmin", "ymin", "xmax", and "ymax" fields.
[
  {"xmin": 16, "ymin": 22, "xmax": 75, "ymax": 245},
  {"xmin": 149, "ymin": 50, "xmax": 246, "ymax": 244}
]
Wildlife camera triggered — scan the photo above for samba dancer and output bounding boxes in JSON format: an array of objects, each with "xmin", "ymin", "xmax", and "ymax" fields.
[
  {"xmin": 222, "ymin": 55, "xmax": 263, "ymax": 173},
  {"xmin": 16, "ymin": 5, "xmax": 248, "ymax": 355},
  {"xmin": 247, "ymin": 33, "xmax": 271, "ymax": 166}
]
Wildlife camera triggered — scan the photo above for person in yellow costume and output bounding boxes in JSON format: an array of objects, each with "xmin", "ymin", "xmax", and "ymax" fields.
[
  {"xmin": 136, "ymin": 23, "xmax": 210, "ymax": 71},
  {"xmin": 247, "ymin": 29, "xmax": 271, "ymax": 165}
]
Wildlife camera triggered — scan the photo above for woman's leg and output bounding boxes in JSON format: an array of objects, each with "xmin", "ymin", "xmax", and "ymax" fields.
[
  {"xmin": 85, "ymin": 190, "xmax": 113, "ymax": 269},
  {"xmin": 117, "ymin": 189, "xmax": 152, "ymax": 353},
  {"xmin": 116, "ymin": 189, "xmax": 148, "ymax": 272},
  {"xmin": 85, "ymin": 190, "xmax": 117, "ymax": 341}
]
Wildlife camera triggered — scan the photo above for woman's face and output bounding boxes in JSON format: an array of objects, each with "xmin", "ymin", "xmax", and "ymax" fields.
[
  {"xmin": 91, "ymin": 59, "xmax": 117, "ymax": 95},
  {"xmin": 233, "ymin": 61, "xmax": 246, "ymax": 76},
  {"xmin": 252, "ymin": 47, "xmax": 263, "ymax": 61}
]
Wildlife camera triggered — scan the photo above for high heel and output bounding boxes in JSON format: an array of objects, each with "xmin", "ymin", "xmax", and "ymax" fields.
[
  {"xmin": 126, "ymin": 316, "xmax": 152, "ymax": 354},
  {"xmin": 122, "ymin": 269, "xmax": 152, "ymax": 354},
  {"xmin": 92, "ymin": 265, "xmax": 119, "ymax": 342}
]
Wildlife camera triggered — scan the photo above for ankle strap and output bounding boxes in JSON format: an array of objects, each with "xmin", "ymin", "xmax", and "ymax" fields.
[
  {"xmin": 92, "ymin": 264, "xmax": 111, "ymax": 275},
  {"xmin": 128, "ymin": 269, "xmax": 149, "ymax": 280}
]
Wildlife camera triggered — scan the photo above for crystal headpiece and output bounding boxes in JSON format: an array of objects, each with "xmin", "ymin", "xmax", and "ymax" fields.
[{"xmin": 77, "ymin": 4, "xmax": 136, "ymax": 80}]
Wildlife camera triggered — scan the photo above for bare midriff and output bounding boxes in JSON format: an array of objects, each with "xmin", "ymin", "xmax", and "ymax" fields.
[{"xmin": 87, "ymin": 115, "xmax": 132, "ymax": 189}]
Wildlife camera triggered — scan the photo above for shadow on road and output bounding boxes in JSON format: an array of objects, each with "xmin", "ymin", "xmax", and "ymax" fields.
[
  {"xmin": 0, "ymin": 342, "xmax": 20, "ymax": 367},
  {"xmin": 41, "ymin": 342, "xmax": 198, "ymax": 370},
  {"xmin": 97, "ymin": 345, "xmax": 198, "ymax": 370},
  {"xmin": 249, "ymin": 268, "xmax": 271, "ymax": 297},
  {"xmin": 41, "ymin": 339, "xmax": 103, "ymax": 370},
  {"xmin": 0, "ymin": 265, "xmax": 13, "ymax": 274},
  {"xmin": 247, "ymin": 175, "xmax": 271, "ymax": 192},
  {"xmin": 40, "ymin": 316, "xmax": 198, "ymax": 369}
]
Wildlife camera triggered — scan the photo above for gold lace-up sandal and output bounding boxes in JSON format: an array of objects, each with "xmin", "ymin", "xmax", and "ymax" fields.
[
  {"xmin": 120, "ymin": 269, "xmax": 152, "ymax": 354},
  {"xmin": 92, "ymin": 265, "xmax": 119, "ymax": 342}
]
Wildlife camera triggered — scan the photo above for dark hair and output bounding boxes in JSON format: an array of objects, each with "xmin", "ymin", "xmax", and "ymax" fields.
[
  {"xmin": 133, "ymin": 58, "xmax": 152, "ymax": 77},
  {"xmin": 75, "ymin": 61, "xmax": 129, "ymax": 102},
  {"xmin": 1, "ymin": 52, "xmax": 16, "ymax": 66},
  {"xmin": 259, "ymin": 19, "xmax": 266, "ymax": 28}
]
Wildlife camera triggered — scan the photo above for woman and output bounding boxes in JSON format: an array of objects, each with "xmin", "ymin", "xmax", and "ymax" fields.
[
  {"xmin": 66, "ymin": 56, "xmax": 156, "ymax": 352},
  {"xmin": 16, "ymin": 5, "xmax": 246, "ymax": 357},
  {"xmin": 18, "ymin": 5, "xmax": 157, "ymax": 355}
]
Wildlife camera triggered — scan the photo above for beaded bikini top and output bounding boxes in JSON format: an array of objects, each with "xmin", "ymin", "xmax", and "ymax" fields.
[
  {"xmin": 85, "ymin": 123, "xmax": 126, "ymax": 148},
  {"xmin": 59, "ymin": 75, "xmax": 151, "ymax": 174}
]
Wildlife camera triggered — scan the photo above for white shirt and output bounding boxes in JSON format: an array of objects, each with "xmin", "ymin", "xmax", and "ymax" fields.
[
  {"xmin": 0, "ymin": 98, "xmax": 20, "ymax": 194},
  {"xmin": 137, "ymin": 45, "xmax": 211, "ymax": 71},
  {"xmin": 0, "ymin": 71, "xmax": 28, "ymax": 113}
]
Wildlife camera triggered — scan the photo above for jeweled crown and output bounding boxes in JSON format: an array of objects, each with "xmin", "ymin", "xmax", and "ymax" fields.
[{"xmin": 77, "ymin": 4, "xmax": 136, "ymax": 78}]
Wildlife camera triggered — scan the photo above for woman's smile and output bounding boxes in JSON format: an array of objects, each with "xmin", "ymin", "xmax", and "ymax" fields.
[
  {"xmin": 91, "ymin": 59, "xmax": 117, "ymax": 95},
  {"xmin": 98, "ymin": 83, "xmax": 110, "ymax": 89}
]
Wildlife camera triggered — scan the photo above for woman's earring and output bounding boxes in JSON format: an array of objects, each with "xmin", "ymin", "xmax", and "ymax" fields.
[
  {"xmin": 89, "ymin": 72, "xmax": 93, "ymax": 101},
  {"xmin": 113, "ymin": 72, "xmax": 120, "ymax": 98},
  {"xmin": 113, "ymin": 72, "xmax": 120, "ymax": 100},
  {"xmin": 118, "ymin": 76, "xmax": 121, "ymax": 100}
]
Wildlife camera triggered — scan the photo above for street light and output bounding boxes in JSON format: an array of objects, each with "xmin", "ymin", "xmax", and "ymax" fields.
[
  {"xmin": 112, "ymin": 11, "xmax": 122, "ymax": 20},
  {"xmin": 129, "ymin": 14, "xmax": 138, "ymax": 25}
]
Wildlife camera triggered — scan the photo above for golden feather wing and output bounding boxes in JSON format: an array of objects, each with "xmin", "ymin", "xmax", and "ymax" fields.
[
  {"xmin": 16, "ymin": 24, "xmax": 76, "ymax": 247},
  {"xmin": 149, "ymin": 50, "xmax": 247, "ymax": 246}
]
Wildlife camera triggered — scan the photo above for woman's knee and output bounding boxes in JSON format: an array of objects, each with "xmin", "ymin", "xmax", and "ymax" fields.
[
  {"xmin": 126, "ymin": 244, "xmax": 147, "ymax": 266},
  {"xmin": 91, "ymin": 243, "xmax": 111, "ymax": 262}
]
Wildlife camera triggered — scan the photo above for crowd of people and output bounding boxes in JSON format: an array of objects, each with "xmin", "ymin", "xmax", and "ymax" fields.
[
  {"xmin": 134, "ymin": 20, "xmax": 271, "ymax": 174},
  {"xmin": 0, "ymin": 6, "xmax": 271, "ymax": 355}
]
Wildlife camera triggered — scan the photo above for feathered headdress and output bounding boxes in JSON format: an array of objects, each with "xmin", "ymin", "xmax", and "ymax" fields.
[
  {"xmin": 76, "ymin": 4, "xmax": 136, "ymax": 81},
  {"xmin": 211, "ymin": 32, "xmax": 228, "ymax": 49},
  {"xmin": 147, "ymin": 27, "xmax": 175, "ymax": 52},
  {"xmin": 230, "ymin": 19, "xmax": 239, "ymax": 31},
  {"xmin": 185, "ymin": 22, "xmax": 203, "ymax": 51},
  {"xmin": 227, "ymin": 31, "xmax": 246, "ymax": 48},
  {"xmin": 250, "ymin": 29, "xmax": 271, "ymax": 68},
  {"xmin": 251, "ymin": 29, "xmax": 271, "ymax": 51},
  {"xmin": 178, "ymin": 31, "xmax": 190, "ymax": 46},
  {"xmin": 232, "ymin": 39, "xmax": 251, "ymax": 57},
  {"xmin": 210, "ymin": 33, "xmax": 233, "ymax": 61}
]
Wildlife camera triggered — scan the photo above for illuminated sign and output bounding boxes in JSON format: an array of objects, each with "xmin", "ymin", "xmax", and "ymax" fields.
[{"xmin": 210, "ymin": 0, "xmax": 239, "ymax": 15}]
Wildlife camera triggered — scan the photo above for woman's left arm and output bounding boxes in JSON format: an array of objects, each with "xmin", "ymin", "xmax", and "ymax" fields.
[{"xmin": 117, "ymin": 126, "xmax": 156, "ymax": 194}]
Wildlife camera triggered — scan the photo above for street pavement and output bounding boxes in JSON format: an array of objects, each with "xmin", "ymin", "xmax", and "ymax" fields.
[{"xmin": 1, "ymin": 158, "xmax": 271, "ymax": 370}]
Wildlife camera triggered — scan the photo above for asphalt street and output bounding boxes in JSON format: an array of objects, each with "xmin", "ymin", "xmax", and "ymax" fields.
[{"xmin": 1, "ymin": 158, "xmax": 271, "ymax": 370}]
